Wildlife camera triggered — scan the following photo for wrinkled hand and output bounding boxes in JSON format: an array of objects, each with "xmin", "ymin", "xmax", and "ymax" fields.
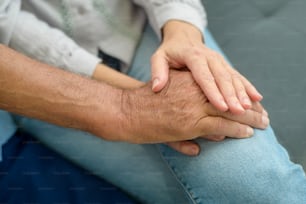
[
  {"xmin": 165, "ymin": 100, "xmax": 268, "ymax": 156},
  {"xmin": 151, "ymin": 20, "xmax": 263, "ymax": 114},
  {"xmin": 122, "ymin": 70, "xmax": 269, "ymax": 155}
]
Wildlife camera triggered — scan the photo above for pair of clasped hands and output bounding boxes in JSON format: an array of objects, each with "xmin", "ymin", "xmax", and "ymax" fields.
[
  {"xmin": 134, "ymin": 20, "xmax": 269, "ymax": 156},
  {"xmin": 95, "ymin": 20, "xmax": 269, "ymax": 156}
]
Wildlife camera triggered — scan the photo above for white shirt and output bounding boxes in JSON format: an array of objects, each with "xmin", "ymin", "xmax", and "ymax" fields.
[{"xmin": 0, "ymin": 0, "xmax": 207, "ymax": 75}]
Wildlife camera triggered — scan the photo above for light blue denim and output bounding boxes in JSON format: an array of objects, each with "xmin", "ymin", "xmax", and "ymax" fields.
[{"xmin": 4, "ymin": 24, "xmax": 306, "ymax": 203}]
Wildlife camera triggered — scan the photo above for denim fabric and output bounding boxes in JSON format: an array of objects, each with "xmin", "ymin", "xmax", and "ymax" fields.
[
  {"xmin": 0, "ymin": 130, "xmax": 135, "ymax": 204},
  {"xmin": 158, "ymin": 127, "xmax": 306, "ymax": 203},
  {"xmin": 0, "ymin": 111, "xmax": 17, "ymax": 161},
  {"xmin": 8, "ymin": 24, "xmax": 306, "ymax": 203}
]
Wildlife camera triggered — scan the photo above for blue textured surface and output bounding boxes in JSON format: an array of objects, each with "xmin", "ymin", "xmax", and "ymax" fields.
[{"xmin": 0, "ymin": 131, "xmax": 135, "ymax": 204}]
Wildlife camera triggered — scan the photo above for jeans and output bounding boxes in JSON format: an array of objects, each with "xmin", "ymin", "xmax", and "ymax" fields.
[
  {"xmin": 0, "ymin": 130, "xmax": 134, "ymax": 204},
  {"xmin": 11, "ymin": 24, "xmax": 306, "ymax": 203}
]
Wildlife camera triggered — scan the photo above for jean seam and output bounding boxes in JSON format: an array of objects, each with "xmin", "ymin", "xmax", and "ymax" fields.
[{"xmin": 156, "ymin": 145, "xmax": 202, "ymax": 204}]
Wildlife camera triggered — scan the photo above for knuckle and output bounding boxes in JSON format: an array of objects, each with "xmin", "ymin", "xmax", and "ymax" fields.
[
  {"xmin": 210, "ymin": 50, "xmax": 221, "ymax": 59},
  {"xmin": 251, "ymin": 112, "xmax": 261, "ymax": 125},
  {"xmin": 213, "ymin": 118, "xmax": 224, "ymax": 131},
  {"xmin": 236, "ymin": 86, "xmax": 245, "ymax": 95},
  {"xmin": 212, "ymin": 68, "xmax": 232, "ymax": 82},
  {"xmin": 232, "ymin": 72, "xmax": 242, "ymax": 80},
  {"xmin": 191, "ymin": 46, "xmax": 203, "ymax": 56},
  {"xmin": 246, "ymin": 83, "xmax": 255, "ymax": 91},
  {"xmin": 236, "ymin": 81, "xmax": 246, "ymax": 92},
  {"xmin": 195, "ymin": 118, "xmax": 209, "ymax": 134},
  {"xmin": 217, "ymin": 73, "xmax": 232, "ymax": 83},
  {"xmin": 193, "ymin": 69, "xmax": 215, "ymax": 84},
  {"xmin": 226, "ymin": 95, "xmax": 238, "ymax": 104}
]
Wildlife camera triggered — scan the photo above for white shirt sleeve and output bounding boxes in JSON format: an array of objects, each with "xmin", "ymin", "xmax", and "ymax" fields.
[
  {"xmin": 0, "ymin": 0, "xmax": 20, "ymax": 44},
  {"xmin": 0, "ymin": 1, "xmax": 100, "ymax": 76},
  {"xmin": 132, "ymin": 0, "xmax": 207, "ymax": 39}
]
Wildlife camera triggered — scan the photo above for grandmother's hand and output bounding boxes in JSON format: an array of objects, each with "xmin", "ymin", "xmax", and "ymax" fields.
[{"xmin": 150, "ymin": 20, "xmax": 263, "ymax": 115}]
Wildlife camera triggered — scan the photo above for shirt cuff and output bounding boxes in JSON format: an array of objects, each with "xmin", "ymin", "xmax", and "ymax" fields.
[
  {"xmin": 66, "ymin": 47, "xmax": 101, "ymax": 76},
  {"xmin": 151, "ymin": 2, "xmax": 207, "ymax": 39}
]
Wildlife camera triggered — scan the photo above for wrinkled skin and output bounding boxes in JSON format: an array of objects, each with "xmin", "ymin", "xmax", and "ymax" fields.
[{"xmin": 121, "ymin": 70, "xmax": 268, "ymax": 144}]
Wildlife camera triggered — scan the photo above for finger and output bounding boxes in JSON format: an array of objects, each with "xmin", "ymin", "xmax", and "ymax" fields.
[
  {"xmin": 251, "ymin": 101, "xmax": 265, "ymax": 115},
  {"xmin": 203, "ymin": 135, "xmax": 226, "ymax": 141},
  {"xmin": 235, "ymin": 99, "xmax": 266, "ymax": 116},
  {"xmin": 219, "ymin": 58, "xmax": 251, "ymax": 111},
  {"xmin": 221, "ymin": 55, "xmax": 262, "ymax": 103},
  {"xmin": 184, "ymin": 55, "xmax": 228, "ymax": 111},
  {"xmin": 205, "ymin": 103, "xmax": 269, "ymax": 129},
  {"xmin": 197, "ymin": 117, "xmax": 254, "ymax": 138},
  {"xmin": 208, "ymin": 55, "xmax": 245, "ymax": 114},
  {"xmin": 240, "ymin": 74, "xmax": 263, "ymax": 102},
  {"xmin": 263, "ymin": 109, "xmax": 268, "ymax": 116},
  {"xmin": 232, "ymin": 74, "xmax": 252, "ymax": 109},
  {"xmin": 165, "ymin": 141, "xmax": 200, "ymax": 156},
  {"xmin": 151, "ymin": 52, "xmax": 169, "ymax": 92}
]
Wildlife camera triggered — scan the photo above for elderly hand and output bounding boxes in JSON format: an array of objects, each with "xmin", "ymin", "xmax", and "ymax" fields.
[
  {"xmin": 150, "ymin": 20, "xmax": 263, "ymax": 114},
  {"xmin": 120, "ymin": 70, "xmax": 269, "ymax": 155}
]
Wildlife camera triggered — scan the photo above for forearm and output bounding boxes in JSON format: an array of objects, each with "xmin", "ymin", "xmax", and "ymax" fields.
[
  {"xmin": 0, "ymin": 45, "xmax": 125, "ymax": 140},
  {"xmin": 93, "ymin": 63, "xmax": 144, "ymax": 89}
]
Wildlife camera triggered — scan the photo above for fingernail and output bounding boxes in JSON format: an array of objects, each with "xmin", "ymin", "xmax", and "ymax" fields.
[
  {"xmin": 262, "ymin": 116, "xmax": 270, "ymax": 127},
  {"xmin": 243, "ymin": 97, "xmax": 251, "ymax": 107},
  {"xmin": 247, "ymin": 127, "xmax": 254, "ymax": 136},
  {"xmin": 257, "ymin": 93, "xmax": 263, "ymax": 101},
  {"xmin": 236, "ymin": 101, "xmax": 245, "ymax": 113},
  {"xmin": 189, "ymin": 146, "xmax": 199, "ymax": 155},
  {"xmin": 221, "ymin": 100, "xmax": 228, "ymax": 110},
  {"xmin": 152, "ymin": 78, "xmax": 159, "ymax": 90}
]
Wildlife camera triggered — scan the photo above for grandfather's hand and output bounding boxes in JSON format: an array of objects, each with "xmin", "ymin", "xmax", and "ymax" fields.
[
  {"xmin": 151, "ymin": 20, "xmax": 263, "ymax": 114},
  {"xmin": 121, "ymin": 70, "xmax": 269, "ymax": 155}
]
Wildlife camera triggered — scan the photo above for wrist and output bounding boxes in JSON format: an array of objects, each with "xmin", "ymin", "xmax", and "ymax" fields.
[
  {"xmin": 82, "ymin": 82, "xmax": 127, "ymax": 141},
  {"xmin": 119, "ymin": 88, "xmax": 141, "ymax": 143},
  {"xmin": 93, "ymin": 63, "xmax": 144, "ymax": 89},
  {"xmin": 162, "ymin": 20, "xmax": 203, "ymax": 43},
  {"xmin": 119, "ymin": 85, "xmax": 157, "ymax": 144}
]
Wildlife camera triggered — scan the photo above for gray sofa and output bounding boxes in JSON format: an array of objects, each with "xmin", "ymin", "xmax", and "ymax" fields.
[{"xmin": 203, "ymin": 0, "xmax": 306, "ymax": 169}]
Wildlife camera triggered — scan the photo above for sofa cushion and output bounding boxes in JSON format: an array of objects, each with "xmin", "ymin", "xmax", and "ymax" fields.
[{"xmin": 203, "ymin": 0, "xmax": 306, "ymax": 169}]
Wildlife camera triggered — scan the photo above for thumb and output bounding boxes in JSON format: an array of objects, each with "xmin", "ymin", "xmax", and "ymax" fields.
[
  {"xmin": 151, "ymin": 53, "xmax": 169, "ymax": 92},
  {"xmin": 165, "ymin": 141, "xmax": 200, "ymax": 156}
]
